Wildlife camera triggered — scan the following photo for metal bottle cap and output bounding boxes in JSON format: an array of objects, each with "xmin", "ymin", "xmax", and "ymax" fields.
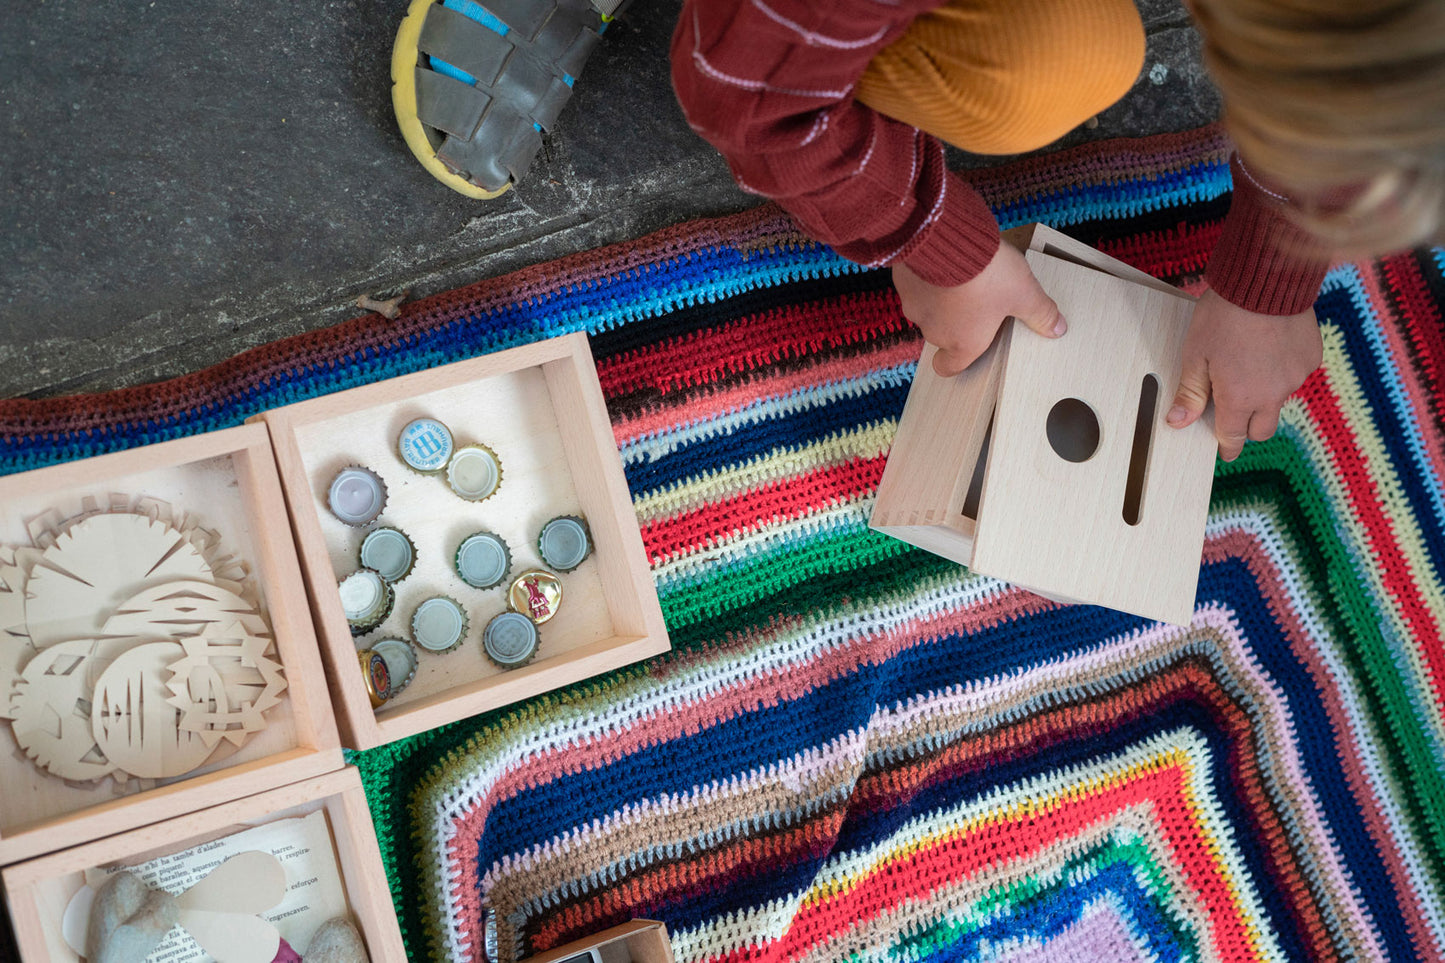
[
  {"xmin": 507, "ymin": 570, "xmax": 563, "ymax": 625},
  {"xmin": 371, "ymin": 638, "xmax": 419, "ymax": 696},
  {"xmin": 360, "ymin": 527, "xmax": 416, "ymax": 583},
  {"xmin": 358, "ymin": 649, "xmax": 393, "ymax": 707},
  {"xmin": 483, "ymin": 612, "xmax": 538, "ymax": 668},
  {"xmin": 338, "ymin": 569, "xmax": 393, "ymax": 635},
  {"xmin": 411, "ymin": 596, "xmax": 468, "ymax": 652},
  {"xmin": 398, "ymin": 417, "xmax": 455, "ymax": 474},
  {"xmin": 446, "ymin": 444, "xmax": 502, "ymax": 502},
  {"xmin": 455, "ymin": 532, "xmax": 511, "ymax": 589},
  {"xmin": 483, "ymin": 908, "xmax": 498, "ymax": 963},
  {"xmin": 537, "ymin": 515, "xmax": 592, "ymax": 572},
  {"xmin": 327, "ymin": 467, "xmax": 387, "ymax": 526}
]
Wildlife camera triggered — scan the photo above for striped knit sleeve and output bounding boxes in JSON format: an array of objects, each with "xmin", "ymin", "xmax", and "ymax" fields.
[{"xmin": 669, "ymin": 0, "xmax": 1000, "ymax": 287}]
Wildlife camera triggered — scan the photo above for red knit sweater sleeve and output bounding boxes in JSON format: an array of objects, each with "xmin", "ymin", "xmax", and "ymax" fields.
[
  {"xmin": 1206, "ymin": 154, "xmax": 1331, "ymax": 315},
  {"xmin": 669, "ymin": 0, "xmax": 1000, "ymax": 287}
]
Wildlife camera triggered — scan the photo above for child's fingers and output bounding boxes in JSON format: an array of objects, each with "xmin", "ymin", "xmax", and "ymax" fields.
[
  {"xmin": 931, "ymin": 346, "xmax": 975, "ymax": 377},
  {"xmin": 1247, "ymin": 407, "xmax": 1281, "ymax": 442},
  {"xmin": 1214, "ymin": 406, "xmax": 1251, "ymax": 462}
]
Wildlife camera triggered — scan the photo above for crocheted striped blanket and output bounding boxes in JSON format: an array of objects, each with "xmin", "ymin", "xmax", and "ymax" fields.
[{"xmin": 3, "ymin": 125, "xmax": 1442, "ymax": 963}]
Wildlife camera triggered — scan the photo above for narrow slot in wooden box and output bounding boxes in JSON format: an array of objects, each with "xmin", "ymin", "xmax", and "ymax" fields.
[
  {"xmin": 0, "ymin": 424, "xmax": 342, "ymax": 866},
  {"xmin": 3, "ymin": 766, "xmax": 404, "ymax": 962},
  {"xmin": 255, "ymin": 332, "xmax": 670, "ymax": 749}
]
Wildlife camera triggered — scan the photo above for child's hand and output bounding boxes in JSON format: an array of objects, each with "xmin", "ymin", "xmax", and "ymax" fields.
[
  {"xmin": 893, "ymin": 243, "xmax": 1066, "ymax": 376},
  {"xmin": 1167, "ymin": 290, "xmax": 1322, "ymax": 461}
]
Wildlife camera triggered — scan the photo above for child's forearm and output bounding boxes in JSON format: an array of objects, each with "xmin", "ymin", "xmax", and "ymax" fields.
[{"xmin": 670, "ymin": 0, "xmax": 1000, "ymax": 286}]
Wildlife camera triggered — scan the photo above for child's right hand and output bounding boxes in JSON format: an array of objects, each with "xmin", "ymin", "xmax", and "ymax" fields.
[{"xmin": 892, "ymin": 242, "xmax": 1066, "ymax": 376}]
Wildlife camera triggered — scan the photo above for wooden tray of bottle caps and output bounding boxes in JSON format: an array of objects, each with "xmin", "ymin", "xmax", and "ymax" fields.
[
  {"xmin": 255, "ymin": 332, "xmax": 670, "ymax": 749},
  {"xmin": 0, "ymin": 425, "xmax": 342, "ymax": 866},
  {"xmin": 3, "ymin": 766, "xmax": 405, "ymax": 962}
]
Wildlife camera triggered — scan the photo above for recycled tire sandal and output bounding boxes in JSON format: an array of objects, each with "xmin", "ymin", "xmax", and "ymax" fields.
[{"xmin": 392, "ymin": 0, "xmax": 624, "ymax": 198}]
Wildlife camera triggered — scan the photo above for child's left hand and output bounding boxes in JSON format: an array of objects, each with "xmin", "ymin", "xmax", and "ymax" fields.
[{"xmin": 1167, "ymin": 290, "xmax": 1323, "ymax": 461}]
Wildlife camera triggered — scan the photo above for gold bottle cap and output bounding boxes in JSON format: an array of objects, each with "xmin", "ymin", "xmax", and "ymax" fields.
[
  {"xmin": 508, "ymin": 570, "xmax": 563, "ymax": 625},
  {"xmin": 358, "ymin": 649, "xmax": 393, "ymax": 707},
  {"xmin": 398, "ymin": 417, "xmax": 455, "ymax": 474}
]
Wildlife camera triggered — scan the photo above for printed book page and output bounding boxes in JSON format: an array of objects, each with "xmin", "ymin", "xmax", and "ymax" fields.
[{"xmin": 84, "ymin": 810, "xmax": 348, "ymax": 961}]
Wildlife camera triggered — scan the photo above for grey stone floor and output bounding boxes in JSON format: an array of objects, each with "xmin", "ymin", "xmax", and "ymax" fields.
[{"xmin": 0, "ymin": 0, "xmax": 1219, "ymax": 399}]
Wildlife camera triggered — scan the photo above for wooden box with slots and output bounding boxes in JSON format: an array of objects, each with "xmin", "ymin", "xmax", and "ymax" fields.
[
  {"xmin": 255, "ymin": 332, "xmax": 670, "ymax": 750},
  {"xmin": 871, "ymin": 224, "xmax": 1216, "ymax": 626},
  {"xmin": 0, "ymin": 425, "xmax": 342, "ymax": 866},
  {"xmin": 2, "ymin": 766, "xmax": 405, "ymax": 961}
]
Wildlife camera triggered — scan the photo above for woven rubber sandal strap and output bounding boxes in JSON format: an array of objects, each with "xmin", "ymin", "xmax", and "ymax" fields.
[{"xmin": 413, "ymin": 0, "xmax": 608, "ymax": 191}]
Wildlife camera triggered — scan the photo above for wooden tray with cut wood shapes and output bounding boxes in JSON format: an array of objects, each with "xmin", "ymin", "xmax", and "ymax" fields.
[
  {"xmin": 872, "ymin": 224, "xmax": 1217, "ymax": 626},
  {"xmin": 0, "ymin": 425, "xmax": 340, "ymax": 865}
]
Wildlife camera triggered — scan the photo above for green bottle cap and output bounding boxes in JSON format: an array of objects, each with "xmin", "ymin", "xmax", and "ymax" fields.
[
  {"xmin": 446, "ymin": 444, "xmax": 502, "ymax": 502},
  {"xmin": 411, "ymin": 596, "xmax": 468, "ymax": 653},
  {"xmin": 371, "ymin": 638, "xmax": 419, "ymax": 697},
  {"xmin": 360, "ymin": 527, "xmax": 416, "ymax": 583},
  {"xmin": 482, "ymin": 612, "xmax": 539, "ymax": 668},
  {"xmin": 338, "ymin": 569, "xmax": 393, "ymax": 635},
  {"xmin": 455, "ymin": 532, "xmax": 511, "ymax": 589},
  {"xmin": 537, "ymin": 515, "xmax": 592, "ymax": 572}
]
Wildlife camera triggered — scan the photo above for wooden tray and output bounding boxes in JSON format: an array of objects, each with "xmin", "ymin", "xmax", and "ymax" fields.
[
  {"xmin": 256, "ymin": 332, "xmax": 669, "ymax": 749},
  {"xmin": 3, "ymin": 767, "xmax": 404, "ymax": 961},
  {"xmin": 0, "ymin": 425, "xmax": 341, "ymax": 865}
]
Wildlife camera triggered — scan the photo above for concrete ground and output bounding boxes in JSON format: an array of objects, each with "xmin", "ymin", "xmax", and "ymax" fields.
[{"xmin": 0, "ymin": 0, "xmax": 1220, "ymax": 400}]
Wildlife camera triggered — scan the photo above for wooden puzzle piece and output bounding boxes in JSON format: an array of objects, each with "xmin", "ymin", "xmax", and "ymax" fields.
[
  {"xmin": 25, "ymin": 513, "xmax": 214, "ymax": 649},
  {"xmin": 165, "ymin": 626, "xmax": 287, "ymax": 749},
  {"xmin": 0, "ymin": 545, "xmax": 40, "ymax": 720},
  {"xmin": 91, "ymin": 641, "xmax": 218, "ymax": 779},
  {"xmin": 101, "ymin": 579, "xmax": 269, "ymax": 640},
  {"xmin": 62, "ymin": 851, "xmax": 287, "ymax": 963},
  {"xmin": 8, "ymin": 639, "xmax": 117, "ymax": 782}
]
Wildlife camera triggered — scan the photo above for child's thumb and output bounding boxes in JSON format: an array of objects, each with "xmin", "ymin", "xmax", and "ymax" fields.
[
  {"xmin": 1168, "ymin": 359, "xmax": 1210, "ymax": 429},
  {"xmin": 1013, "ymin": 286, "xmax": 1067, "ymax": 340}
]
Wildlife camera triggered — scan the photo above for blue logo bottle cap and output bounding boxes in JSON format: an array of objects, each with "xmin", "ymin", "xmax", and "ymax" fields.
[{"xmin": 398, "ymin": 418, "xmax": 455, "ymax": 474}]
